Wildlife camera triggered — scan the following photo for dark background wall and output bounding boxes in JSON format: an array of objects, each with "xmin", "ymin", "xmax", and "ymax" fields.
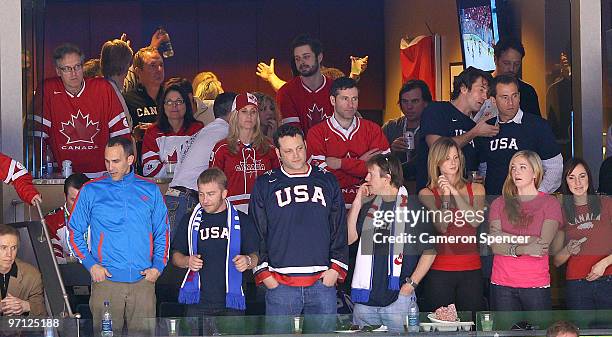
[{"xmin": 42, "ymin": 0, "xmax": 385, "ymax": 110}]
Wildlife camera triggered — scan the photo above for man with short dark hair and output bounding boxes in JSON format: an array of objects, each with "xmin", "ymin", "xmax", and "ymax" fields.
[
  {"xmin": 307, "ymin": 77, "xmax": 390, "ymax": 204},
  {"xmin": 171, "ymin": 168, "xmax": 259, "ymax": 334},
  {"xmin": 34, "ymin": 43, "xmax": 131, "ymax": 177},
  {"xmin": 45, "ymin": 173, "xmax": 90, "ymax": 263},
  {"xmin": 250, "ymin": 124, "xmax": 348, "ymax": 333},
  {"xmin": 383, "ymin": 80, "xmax": 433, "ymax": 182},
  {"xmin": 476, "ymin": 74, "xmax": 562, "ymax": 195},
  {"xmin": 124, "ymin": 46, "xmax": 165, "ymax": 127},
  {"xmin": 0, "ymin": 224, "xmax": 45, "ymax": 316},
  {"xmin": 546, "ymin": 320, "xmax": 579, "ymax": 337},
  {"xmin": 276, "ymin": 34, "xmax": 334, "ymax": 135},
  {"xmin": 68, "ymin": 136, "xmax": 169, "ymax": 336},
  {"xmin": 415, "ymin": 66, "xmax": 499, "ymax": 192}
]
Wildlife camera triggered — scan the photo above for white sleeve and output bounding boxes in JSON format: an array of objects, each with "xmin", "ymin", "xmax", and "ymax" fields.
[{"xmin": 539, "ymin": 153, "xmax": 564, "ymax": 193}]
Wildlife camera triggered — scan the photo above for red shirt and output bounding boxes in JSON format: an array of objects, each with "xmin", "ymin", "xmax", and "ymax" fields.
[
  {"xmin": 36, "ymin": 77, "xmax": 131, "ymax": 177},
  {"xmin": 0, "ymin": 153, "xmax": 39, "ymax": 204},
  {"xmin": 564, "ymin": 197, "xmax": 612, "ymax": 280},
  {"xmin": 429, "ymin": 183, "xmax": 482, "ymax": 271},
  {"xmin": 209, "ymin": 139, "xmax": 280, "ymax": 212},
  {"xmin": 141, "ymin": 122, "xmax": 203, "ymax": 177},
  {"xmin": 276, "ymin": 75, "xmax": 334, "ymax": 135},
  {"xmin": 44, "ymin": 206, "xmax": 71, "ymax": 263}
]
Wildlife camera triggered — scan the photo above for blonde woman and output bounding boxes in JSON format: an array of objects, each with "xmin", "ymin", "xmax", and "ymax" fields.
[
  {"xmin": 253, "ymin": 92, "xmax": 279, "ymax": 138},
  {"xmin": 209, "ymin": 93, "xmax": 280, "ymax": 213},
  {"xmin": 489, "ymin": 150, "xmax": 562, "ymax": 310},
  {"xmin": 418, "ymin": 137, "xmax": 485, "ymax": 313}
]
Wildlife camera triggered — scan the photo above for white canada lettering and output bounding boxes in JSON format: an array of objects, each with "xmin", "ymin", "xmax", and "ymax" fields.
[
  {"xmin": 490, "ymin": 137, "xmax": 519, "ymax": 151},
  {"xmin": 274, "ymin": 185, "xmax": 327, "ymax": 207}
]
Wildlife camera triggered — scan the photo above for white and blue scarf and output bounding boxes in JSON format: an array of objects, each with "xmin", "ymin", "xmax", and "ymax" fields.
[
  {"xmin": 178, "ymin": 199, "xmax": 245, "ymax": 310},
  {"xmin": 351, "ymin": 186, "xmax": 408, "ymax": 303}
]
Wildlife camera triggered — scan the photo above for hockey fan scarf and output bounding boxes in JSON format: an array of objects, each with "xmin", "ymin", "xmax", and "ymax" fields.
[
  {"xmin": 351, "ymin": 186, "xmax": 409, "ymax": 303},
  {"xmin": 178, "ymin": 199, "xmax": 245, "ymax": 310}
]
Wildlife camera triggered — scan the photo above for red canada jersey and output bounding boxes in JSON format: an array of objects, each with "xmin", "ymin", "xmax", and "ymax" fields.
[
  {"xmin": 36, "ymin": 77, "xmax": 131, "ymax": 177},
  {"xmin": 276, "ymin": 75, "xmax": 333, "ymax": 135},
  {"xmin": 306, "ymin": 116, "xmax": 390, "ymax": 204},
  {"xmin": 0, "ymin": 152, "xmax": 39, "ymax": 204},
  {"xmin": 209, "ymin": 139, "xmax": 280, "ymax": 212},
  {"xmin": 44, "ymin": 206, "xmax": 71, "ymax": 263},
  {"xmin": 141, "ymin": 122, "xmax": 203, "ymax": 177}
]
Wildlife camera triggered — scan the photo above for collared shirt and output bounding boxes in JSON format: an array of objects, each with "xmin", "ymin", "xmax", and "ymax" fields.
[
  {"xmin": 329, "ymin": 114, "xmax": 357, "ymax": 139},
  {"xmin": 497, "ymin": 109, "xmax": 524, "ymax": 124},
  {"xmin": 0, "ymin": 262, "xmax": 18, "ymax": 299}
]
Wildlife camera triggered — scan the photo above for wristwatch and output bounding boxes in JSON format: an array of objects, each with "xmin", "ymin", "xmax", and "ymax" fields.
[{"xmin": 405, "ymin": 277, "xmax": 418, "ymax": 289}]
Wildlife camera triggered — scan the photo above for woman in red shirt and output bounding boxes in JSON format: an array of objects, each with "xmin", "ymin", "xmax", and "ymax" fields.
[
  {"xmin": 418, "ymin": 137, "xmax": 486, "ymax": 313},
  {"xmin": 142, "ymin": 80, "xmax": 203, "ymax": 177},
  {"xmin": 552, "ymin": 158, "xmax": 612, "ymax": 309},
  {"xmin": 209, "ymin": 93, "xmax": 280, "ymax": 213}
]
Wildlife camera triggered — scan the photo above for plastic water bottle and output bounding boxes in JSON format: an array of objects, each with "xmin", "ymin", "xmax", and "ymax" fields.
[
  {"xmin": 158, "ymin": 27, "xmax": 174, "ymax": 58},
  {"xmin": 44, "ymin": 146, "xmax": 53, "ymax": 178},
  {"xmin": 101, "ymin": 300, "xmax": 113, "ymax": 336},
  {"xmin": 407, "ymin": 297, "xmax": 420, "ymax": 332}
]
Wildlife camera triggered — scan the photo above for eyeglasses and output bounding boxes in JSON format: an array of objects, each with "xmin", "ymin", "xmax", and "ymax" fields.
[
  {"xmin": 164, "ymin": 100, "xmax": 185, "ymax": 107},
  {"xmin": 57, "ymin": 64, "xmax": 83, "ymax": 73}
]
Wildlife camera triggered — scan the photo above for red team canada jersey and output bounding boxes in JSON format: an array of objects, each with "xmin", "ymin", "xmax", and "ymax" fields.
[
  {"xmin": 0, "ymin": 153, "xmax": 39, "ymax": 204},
  {"xmin": 307, "ymin": 117, "xmax": 390, "ymax": 204},
  {"xmin": 44, "ymin": 206, "xmax": 72, "ymax": 264},
  {"xmin": 36, "ymin": 77, "xmax": 131, "ymax": 177},
  {"xmin": 209, "ymin": 139, "xmax": 280, "ymax": 212},
  {"xmin": 141, "ymin": 122, "xmax": 203, "ymax": 177},
  {"xmin": 276, "ymin": 75, "xmax": 334, "ymax": 135}
]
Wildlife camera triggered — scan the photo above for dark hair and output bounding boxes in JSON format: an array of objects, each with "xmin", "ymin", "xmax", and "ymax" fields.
[
  {"xmin": 64, "ymin": 173, "xmax": 90, "ymax": 196},
  {"xmin": 494, "ymin": 38, "xmax": 526, "ymax": 60},
  {"xmin": 107, "ymin": 136, "xmax": 134, "ymax": 157},
  {"xmin": 450, "ymin": 66, "xmax": 493, "ymax": 100},
  {"xmin": 197, "ymin": 167, "xmax": 227, "ymax": 189},
  {"xmin": 157, "ymin": 80, "xmax": 197, "ymax": 133},
  {"xmin": 330, "ymin": 76, "xmax": 358, "ymax": 97},
  {"xmin": 366, "ymin": 154, "xmax": 404, "ymax": 189},
  {"xmin": 273, "ymin": 124, "xmax": 304, "ymax": 148},
  {"xmin": 213, "ymin": 92, "xmax": 238, "ymax": 119},
  {"xmin": 561, "ymin": 158, "xmax": 601, "ymax": 222},
  {"xmin": 0, "ymin": 224, "xmax": 20, "ymax": 241},
  {"xmin": 100, "ymin": 39, "xmax": 133, "ymax": 78},
  {"xmin": 398, "ymin": 79, "xmax": 433, "ymax": 104},
  {"xmin": 490, "ymin": 74, "xmax": 519, "ymax": 97},
  {"xmin": 53, "ymin": 43, "xmax": 85, "ymax": 67},
  {"xmin": 290, "ymin": 34, "xmax": 323, "ymax": 75},
  {"xmin": 165, "ymin": 77, "xmax": 193, "ymax": 95},
  {"xmin": 133, "ymin": 46, "xmax": 159, "ymax": 69},
  {"xmin": 546, "ymin": 320, "xmax": 579, "ymax": 337},
  {"xmin": 83, "ymin": 58, "xmax": 101, "ymax": 78}
]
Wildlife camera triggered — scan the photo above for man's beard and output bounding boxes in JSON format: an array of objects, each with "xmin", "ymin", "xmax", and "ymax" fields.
[{"xmin": 298, "ymin": 61, "xmax": 320, "ymax": 77}]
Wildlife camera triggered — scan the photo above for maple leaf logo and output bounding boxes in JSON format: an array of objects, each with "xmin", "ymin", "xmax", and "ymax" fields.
[
  {"xmin": 306, "ymin": 104, "xmax": 325, "ymax": 121},
  {"xmin": 60, "ymin": 110, "xmax": 100, "ymax": 144},
  {"xmin": 167, "ymin": 150, "xmax": 178, "ymax": 163}
]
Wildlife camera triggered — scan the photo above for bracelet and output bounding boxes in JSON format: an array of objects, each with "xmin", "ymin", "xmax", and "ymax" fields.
[
  {"xmin": 246, "ymin": 255, "xmax": 252, "ymax": 268},
  {"xmin": 509, "ymin": 244, "xmax": 518, "ymax": 258}
]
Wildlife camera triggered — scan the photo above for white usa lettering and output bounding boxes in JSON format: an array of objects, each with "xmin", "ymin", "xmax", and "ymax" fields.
[
  {"xmin": 200, "ymin": 226, "xmax": 229, "ymax": 240},
  {"xmin": 490, "ymin": 137, "xmax": 518, "ymax": 151},
  {"xmin": 275, "ymin": 185, "xmax": 327, "ymax": 207}
]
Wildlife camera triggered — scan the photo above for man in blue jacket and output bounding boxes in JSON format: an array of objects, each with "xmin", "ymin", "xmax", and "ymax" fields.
[{"xmin": 68, "ymin": 136, "xmax": 169, "ymax": 336}]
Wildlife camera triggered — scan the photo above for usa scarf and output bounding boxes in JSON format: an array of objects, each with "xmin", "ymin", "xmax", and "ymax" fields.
[
  {"xmin": 351, "ymin": 186, "xmax": 408, "ymax": 303},
  {"xmin": 178, "ymin": 199, "xmax": 245, "ymax": 310}
]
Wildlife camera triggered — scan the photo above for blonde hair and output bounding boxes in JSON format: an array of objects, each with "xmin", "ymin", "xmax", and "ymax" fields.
[
  {"xmin": 193, "ymin": 71, "xmax": 223, "ymax": 100},
  {"xmin": 426, "ymin": 137, "xmax": 466, "ymax": 190},
  {"xmin": 226, "ymin": 105, "xmax": 270, "ymax": 155},
  {"xmin": 501, "ymin": 150, "xmax": 544, "ymax": 225}
]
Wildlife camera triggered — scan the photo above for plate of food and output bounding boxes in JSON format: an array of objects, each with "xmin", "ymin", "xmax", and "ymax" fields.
[{"xmin": 428, "ymin": 304, "xmax": 460, "ymax": 323}]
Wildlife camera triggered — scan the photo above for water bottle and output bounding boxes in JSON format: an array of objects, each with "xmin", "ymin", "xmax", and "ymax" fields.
[
  {"xmin": 45, "ymin": 153, "xmax": 54, "ymax": 178},
  {"xmin": 157, "ymin": 27, "xmax": 174, "ymax": 58},
  {"xmin": 404, "ymin": 130, "xmax": 415, "ymax": 150},
  {"xmin": 407, "ymin": 297, "xmax": 420, "ymax": 332},
  {"xmin": 101, "ymin": 300, "xmax": 113, "ymax": 337}
]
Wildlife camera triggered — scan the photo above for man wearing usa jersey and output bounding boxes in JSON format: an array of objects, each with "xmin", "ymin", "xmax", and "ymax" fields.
[
  {"xmin": 307, "ymin": 77, "xmax": 390, "ymax": 205},
  {"xmin": 476, "ymin": 74, "xmax": 562, "ymax": 195},
  {"xmin": 249, "ymin": 124, "xmax": 348, "ymax": 333},
  {"xmin": 35, "ymin": 43, "xmax": 131, "ymax": 177},
  {"xmin": 276, "ymin": 34, "xmax": 333, "ymax": 135},
  {"xmin": 415, "ymin": 67, "xmax": 500, "ymax": 192}
]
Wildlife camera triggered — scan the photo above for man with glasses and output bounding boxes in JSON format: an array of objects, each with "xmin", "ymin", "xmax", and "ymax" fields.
[{"xmin": 35, "ymin": 43, "xmax": 131, "ymax": 178}]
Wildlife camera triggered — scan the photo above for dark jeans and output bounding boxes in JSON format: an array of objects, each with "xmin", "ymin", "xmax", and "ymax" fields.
[
  {"xmin": 566, "ymin": 275, "xmax": 612, "ymax": 310},
  {"xmin": 421, "ymin": 269, "xmax": 483, "ymax": 315},
  {"xmin": 165, "ymin": 189, "xmax": 198, "ymax": 240},
  {"xmin": 265, "ymin": 280, "xmax": 337, "ymax": 334},
  {"xmin": 491, "ymin": 284, "xmax": 551, "ymax": 311},
  {"xmin": 185, "ymin": 304, "xmax": 244, "ymax": 336}
]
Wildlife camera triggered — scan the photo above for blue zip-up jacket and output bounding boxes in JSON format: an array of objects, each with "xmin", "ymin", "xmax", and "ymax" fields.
[{"xmin": 68, "ymin": 171, "xmax": 170, "ymax": 282}]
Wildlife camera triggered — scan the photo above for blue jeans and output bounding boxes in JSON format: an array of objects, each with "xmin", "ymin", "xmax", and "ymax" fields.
[
  {"xmin": 165, "ymin": 191, "xmax": 198, "ymax": 241},
  {"xmin": 265, "ymin": 280, "xmax": 337, "ymax": 333},
  {"xmin": 353, "ymin": 293, "xmax": 415, "ymax": 333},
  {"xmin": 491, "ymin": 284, "xmax": 551, "ymax": 311},
  {"xmin": 566, "ymin": 275, "xmax": 612, "ymax": 310}
]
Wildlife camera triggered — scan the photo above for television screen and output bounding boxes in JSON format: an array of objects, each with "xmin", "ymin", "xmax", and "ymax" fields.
[{"xmin": 457, "ymin": 0, "xmax": 500, "ymax": 71}]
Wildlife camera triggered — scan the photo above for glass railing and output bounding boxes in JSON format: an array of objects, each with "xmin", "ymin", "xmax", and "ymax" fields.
[{"xmin": 0, "ymin": 311, "xmax": 610, "ymax": 336}]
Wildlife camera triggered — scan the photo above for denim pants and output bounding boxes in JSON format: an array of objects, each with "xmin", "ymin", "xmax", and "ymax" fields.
[
  {"xmin": 265, "ymin": 280, "xmax": 337, "ymax": 333},
  {"xmin": 566, "ymin": 275, "xmax": 612, "ymax": 310},
  {"xmin": 353, "ymin": 293, "xmax": 416, "ymax": 333},
  {"xmin": 491, "ymin": 284, "xmax": 551, "ymax": 311},
  {"xmin": 165, "ymin": 190, "xmax": 198, "ymax": 240}
]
